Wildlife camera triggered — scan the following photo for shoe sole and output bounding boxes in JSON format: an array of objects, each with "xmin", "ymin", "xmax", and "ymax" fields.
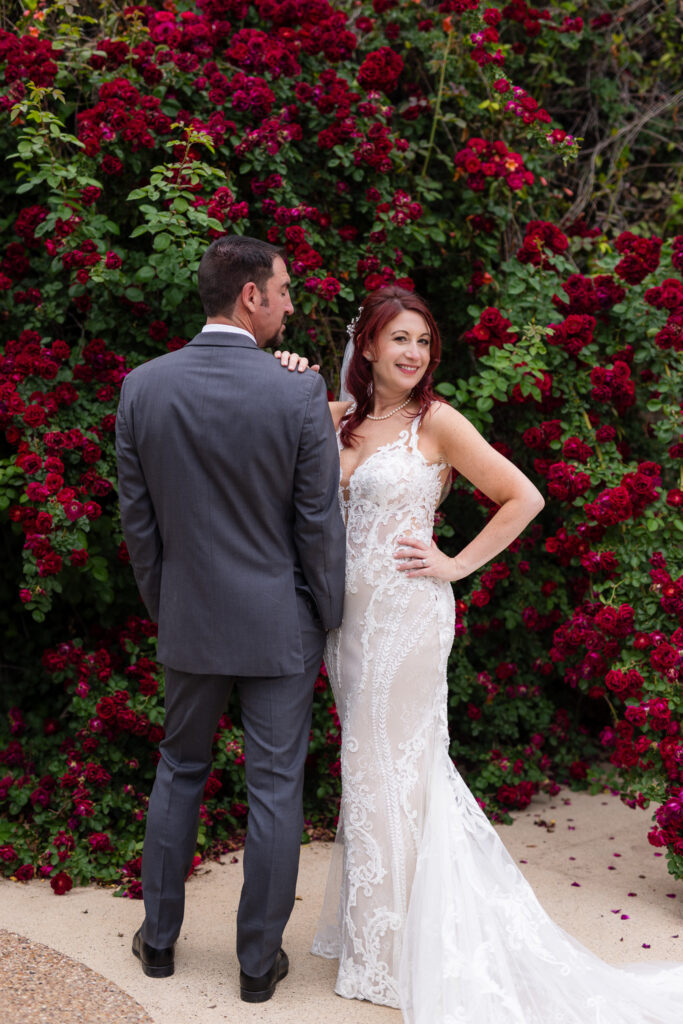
[
  {"xmin": 132, "ymin": 941, "xmax": 174, "ymax": 978},
  {"xmin": 240, "ymin": 961, "xmax": 288, "ymax": 1003}
]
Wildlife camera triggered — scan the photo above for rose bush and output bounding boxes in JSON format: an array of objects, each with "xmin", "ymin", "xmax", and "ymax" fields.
[{"xmin": 0, "ymin": 0, "xmax": 681, "ymax": 891}]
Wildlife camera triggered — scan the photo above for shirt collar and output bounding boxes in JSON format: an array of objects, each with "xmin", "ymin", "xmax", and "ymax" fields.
[{"xmin": 202, "ymin": 323, "xmax": 257, "ymax": 345}]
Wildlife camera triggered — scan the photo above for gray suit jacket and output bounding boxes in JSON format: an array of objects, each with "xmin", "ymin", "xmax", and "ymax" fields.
[{"xmin": 115, "ymin": 330, "xmax": 346, "ymax": 676}]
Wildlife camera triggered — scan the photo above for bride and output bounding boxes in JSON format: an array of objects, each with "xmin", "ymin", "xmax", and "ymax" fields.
[{"xmin": 282, "ymin": 285, "xmax": 683, "ymax": 1023}]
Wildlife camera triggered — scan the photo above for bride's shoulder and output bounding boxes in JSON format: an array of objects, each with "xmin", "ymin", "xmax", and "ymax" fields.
[
  {"xmin": 422, "ymin": 400, "xmax": 469, "ymax": 435},
  {"xmin": 422, "ymin": 401, "xmax": 480, "ymax": 460},
  {"xmin": 329, "ymin": 400, "xmax": 353, "ymax": 429}
]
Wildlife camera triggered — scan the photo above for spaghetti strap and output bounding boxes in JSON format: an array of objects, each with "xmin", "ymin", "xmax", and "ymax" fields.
[{"xmin": 408, "ymin": 413, "xmax": 422, "ymax": 450}]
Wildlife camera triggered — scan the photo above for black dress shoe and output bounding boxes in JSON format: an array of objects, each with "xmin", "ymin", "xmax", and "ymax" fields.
[
  {"xmin": 132, "ymin": 927, "xmax": 175, "ymax": 978},
  {"xmin": 240, "ymin": 948, "xmax": 289, "ymax": 1003}
]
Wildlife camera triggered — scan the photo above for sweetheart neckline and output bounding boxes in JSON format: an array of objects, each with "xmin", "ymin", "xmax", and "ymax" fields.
[{"xmin": 339, "ymin": 435, "xmax": 449, "ymax": 494}]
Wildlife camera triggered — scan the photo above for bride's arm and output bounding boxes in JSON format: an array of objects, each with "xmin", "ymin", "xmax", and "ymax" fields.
[
  {"xmin": 396, "ymin": 403, "xmax": 544, "ymax": 583},
  {"xmin": 329, "ymin": 400, "xmax": 353, "ymax": 430}
]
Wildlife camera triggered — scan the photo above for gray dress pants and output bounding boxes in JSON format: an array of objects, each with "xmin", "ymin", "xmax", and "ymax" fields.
[{"xmin": 140, "ymin": 592, "xmax": 325, "ymax": 977}]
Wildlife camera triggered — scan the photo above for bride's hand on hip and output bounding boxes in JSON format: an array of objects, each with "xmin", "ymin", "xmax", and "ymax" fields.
[
  {"xmin": 273, "ymin": 350, "xmax": 320, "ymax": 373},
  {"xmin": 395, "ymin": 536, "xmax": 468, "ymax": 582}
]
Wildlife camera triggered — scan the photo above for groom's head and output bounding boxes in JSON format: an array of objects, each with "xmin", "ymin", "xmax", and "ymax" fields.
[{"xmin": 198, "ymin": 235, "xmax": 293, "ymax": 347}]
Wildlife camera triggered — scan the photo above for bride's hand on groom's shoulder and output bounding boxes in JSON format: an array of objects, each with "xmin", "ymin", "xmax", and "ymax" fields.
[
  {"xmin": 394, "ymin": 537, "xmax": 467, "ymax": 583},
  {"xmin": 273, "ymin": 349, "xmax": 320, "ymax": 373}
]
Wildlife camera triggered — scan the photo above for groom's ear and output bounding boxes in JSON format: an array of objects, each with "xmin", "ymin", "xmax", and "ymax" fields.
[{"xmin": 241, "ymin": 280, "xmax": 259, "ymax": 312}]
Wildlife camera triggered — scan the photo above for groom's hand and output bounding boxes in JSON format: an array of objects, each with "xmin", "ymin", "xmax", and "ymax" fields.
[{"xmin": 273, "ymin": 350, "xmax": 320, "ymax": 373}]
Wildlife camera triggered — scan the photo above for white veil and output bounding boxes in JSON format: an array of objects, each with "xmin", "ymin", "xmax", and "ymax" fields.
[{"xmin": 338, "ymin": 338, "xmax": 354, "ymax": 401}]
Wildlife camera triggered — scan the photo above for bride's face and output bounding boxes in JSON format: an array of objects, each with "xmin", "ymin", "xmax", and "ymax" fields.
[{"xmin": 365, "ymin": 310, "xmax": 431, "ymax": 392}]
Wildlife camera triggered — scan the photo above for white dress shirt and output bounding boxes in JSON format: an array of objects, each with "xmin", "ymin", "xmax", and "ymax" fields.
[{"xmin": 201, "ymin": 323, "xmax": 257, "ymax": 345}]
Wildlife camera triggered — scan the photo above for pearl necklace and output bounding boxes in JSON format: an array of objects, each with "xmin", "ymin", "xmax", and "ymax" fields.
[{"xmin": 366, "ymin": 392, "xmax": 413, "ymax": 421}]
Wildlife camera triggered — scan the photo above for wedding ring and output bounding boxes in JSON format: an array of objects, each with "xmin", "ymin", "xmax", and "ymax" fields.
[{"xmin": 422, "ymin": 559, "xmax": 427, "ymax": 568}]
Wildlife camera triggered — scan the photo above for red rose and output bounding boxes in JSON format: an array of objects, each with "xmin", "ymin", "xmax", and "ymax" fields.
[
  {"xmin": 88, "ymin": 832, "xmax": 112, "ymax": 852},
  {"xmin": 96, "ymin": 696, "xmax": 117, "ymax": 720},
  {"xmin": 82, "ymin": 442, "xmax": 102, "ymax": 465},
  {"xmin": 116, "ymin": 707, "xmax": 137, "ymax": 730},
  {"xmin": 624, "ymin": 705, "xmax": 647, "ymax": 727},
  {"xmin": 15, "ymin": 864, "xmax": 35, "ymax": 881},
  {"xmin": 101, "ymin": 154, "xmax": 123, "ymax": 175},
  {"xmin": 35, "ymin": 511, "xmax": 53, "ymax": 532},
  {"xmin": 23, "ymin": 404, "xmax": 47, "ymax": 427},
  {"xmin": 357, "ymin": 47, "xmax": 404, "ymax": 94},
  {"xmin": 148, "ymin": 725, "xmax": 165, "ymax": 744},
  {"xmin": 30, "ymin": 787, "xmax": 51, "ymax": 808},
  {"xmin": 64, "ymin": 501, "xmax": 84, "ymax": 521},
  {"xmin": 203, "ymin": 775, "xmax": 223, "ymax": 798},
  {"xmin": 50, "ymin": 871, "xmax": 73, "ymax": 895},
  {"xmin": 38, "ymin": 551, "xmax": 63, "ymax": 577}
]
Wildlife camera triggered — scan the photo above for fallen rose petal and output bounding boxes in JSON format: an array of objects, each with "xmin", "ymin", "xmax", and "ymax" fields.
[
  {"xmin": 620, "ymin": 914, "xmax": 629, "ymax": 920},
  {"xmin": 666, "ymin": 893, "xmax": 676, "ymax": 898},
  {"xmin": 642, "ymin": 943, "xmax": 651, "ymax": 948},
  {"xmin": 571, "ymin": 882, "xmax": 581, "ymax": 887},
  {"xmin": 627, "ymin": 892, "xmax": 637, "ymax": 897}
]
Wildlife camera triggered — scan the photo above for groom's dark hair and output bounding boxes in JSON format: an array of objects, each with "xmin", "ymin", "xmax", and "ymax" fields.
[{"xmin": 198, "ymin": 235, "xmax": 285, "ymax": 317}]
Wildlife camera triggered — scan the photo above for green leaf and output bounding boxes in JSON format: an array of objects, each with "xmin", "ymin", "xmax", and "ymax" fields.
[
  {"xmin": 135, "ymin": 266, "xmax": 157, "ymax": 282},
  {"xmin": 153, "ymin": 233, "xmax": 172, "ymax": 251}
]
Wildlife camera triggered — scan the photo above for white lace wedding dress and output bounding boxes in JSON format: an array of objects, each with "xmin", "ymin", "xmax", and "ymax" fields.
[{"xmin": 311, "ymin": 414, "xmax": 683, "ymax": 1023}]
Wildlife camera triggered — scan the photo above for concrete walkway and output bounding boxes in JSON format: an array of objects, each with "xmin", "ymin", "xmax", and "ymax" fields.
[{"xmin": 0, "ymin": 789, "xmax": 680, "ymax": 1024}]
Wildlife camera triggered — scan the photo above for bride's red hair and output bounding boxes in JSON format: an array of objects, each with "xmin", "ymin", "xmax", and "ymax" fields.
[{"xmin": 339, "ymin": 286, "xmax": 443, "ymax": 448}]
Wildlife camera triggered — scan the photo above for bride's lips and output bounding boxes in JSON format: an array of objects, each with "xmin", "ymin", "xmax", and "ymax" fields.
[{"xmin": 396, "ymin": 364, "xmax": 420, "ymax": 376}]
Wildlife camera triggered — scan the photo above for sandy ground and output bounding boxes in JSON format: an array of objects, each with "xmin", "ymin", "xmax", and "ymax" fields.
[{"xmin": 0, "ymin": 788, "xmax": 681, "ymax": 1024}]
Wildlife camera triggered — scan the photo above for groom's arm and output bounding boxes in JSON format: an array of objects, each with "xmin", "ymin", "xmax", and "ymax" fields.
[
  {"xmin": 292, "ymin": 373, "xmax": 346, "ymax": 630},
  {"xmin": 115, "ymin": 380, "xmax": 163, "ymax": 621}
]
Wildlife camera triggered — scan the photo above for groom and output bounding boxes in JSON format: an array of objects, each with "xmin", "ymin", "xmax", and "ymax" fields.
[{"xmin": 115, "ymin": 235, "xmax": 345, "ymax": 1001}]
